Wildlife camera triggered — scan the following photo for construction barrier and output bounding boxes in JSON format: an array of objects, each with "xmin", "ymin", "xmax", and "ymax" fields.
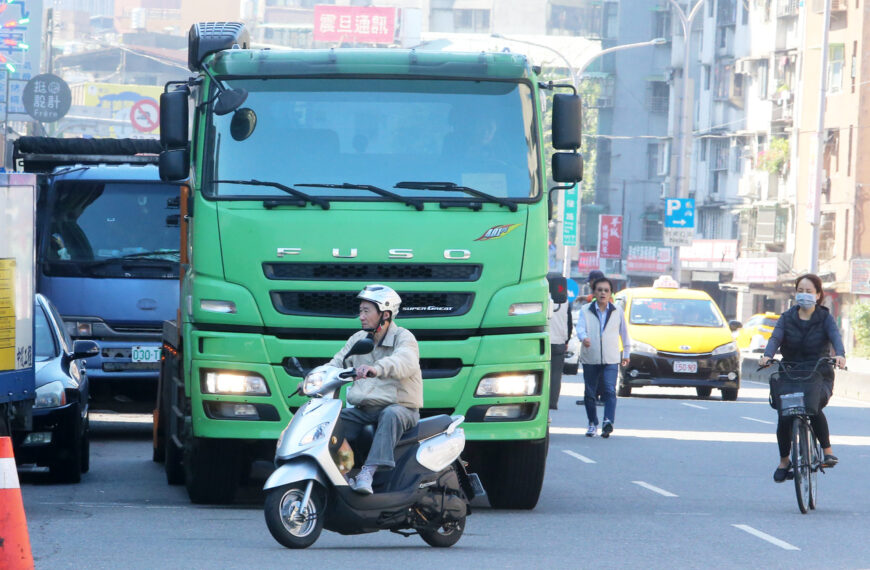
[{"xmin": 0, "ymin": 436, "xmax": 34, "ymax": 570}]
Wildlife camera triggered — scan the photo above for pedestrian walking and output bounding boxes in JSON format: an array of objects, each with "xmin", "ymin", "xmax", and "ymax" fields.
[
  {"xmin": 547, "ymin": 273, "xmax": 573, "ymax": 410},
  {"xmin": 577, "ymin": 275, "xmax": 630, "ymax": 438}
]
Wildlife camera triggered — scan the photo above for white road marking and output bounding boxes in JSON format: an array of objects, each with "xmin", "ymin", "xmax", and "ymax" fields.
[
  {"xmin": 39, "ymin": 502, "xmax": 184, "ymax": 509},
  {"xmin": 562, "ymin": 449, "xmax": 596, "ymax": 464},
  {"xmin": 742, "ymin": 416, "xmax": 775, "ymax": 425},
  {"xmin": 732, "ymin": 524, "xmax": 800, "ymax": 551},
  {"xmin": 632, "ymin": 481, "xmax": 678, "ymax": 497},
  {"xmin": 682, "ymin": 403, "xmax": 707, "ymax": 410}
]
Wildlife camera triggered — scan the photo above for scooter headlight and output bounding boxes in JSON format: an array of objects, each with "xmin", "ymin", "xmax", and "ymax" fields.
[
  {"xmin": 299, "ymin": 422, "xmax": 331, "ymax": 446},
  {"xmin": 302, "ymin": 371, "xmax": 325, "ymax": 396}
]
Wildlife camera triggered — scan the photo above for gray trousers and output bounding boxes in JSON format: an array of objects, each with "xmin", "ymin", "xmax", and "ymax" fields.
[
  {"xmin": 339, "ymin": 404, "xmax": 419, "ymax": 468},
  {"xmin": 550, "ymin": 343, "xmax": 567, "ymax": 409}
]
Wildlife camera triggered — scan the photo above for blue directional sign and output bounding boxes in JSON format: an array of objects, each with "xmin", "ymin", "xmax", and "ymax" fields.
[
  {"xmin": 664, "ymin": 198, "xmax": 695, "ymax": 229},
  {"xmin": 566, "ymin": 277, "xmax": 579, "ymax": 301}
]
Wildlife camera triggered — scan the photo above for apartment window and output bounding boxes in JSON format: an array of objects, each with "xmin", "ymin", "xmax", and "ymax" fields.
[
  {"xmin": 757, "ymin": 59, "xmax": 769, "ymax": 99},
  {"xmin": 643, "ymin": 214, "xmax": 664, "ymax": 241},
  {"xmin": 828, "ymin": 44, "xmax": 844, "ymax": 93},
  {"xmin": 646, "ymin": 81, "xmax": 669, "ymax": 113},
  {"xmin": 819, "ymin": 212, "xmax": 836, "ymax": 260},
  {"xmin": 715, "ymin": 62, "xmax": 732, "ymax": 100},
  {"xmin": 711, "ymin": 139, "xmax": 729, "ymax": 171},
  {"xmin": 652, "ymin": 10, "xmax": 671, "ymax": 41},
  {"xmin": 731, "ymin": 73, "xmax": 745, "ymax": 107},
  {"xmin": 703, "ymin": 64, "xmax": 711, "ymax": 90},
  {"xmin": 700, "ymin": 138, "xmax": 707, "ymax": 161},
  {"xmin": 647, "ymin": 143, "xmax": 668, "ymax": 178},
  {"xmin": 603, "ymin": 1, "xmax": 619, "ymax": 38},
  {"xmin": 454, "ymin": 9, "xmax": 490, "ymax": 32},
  {"xmin": 708, "ymin": 0, "xmax": 715, "ymax": 17},
  {"xmin": 847, "ymin": 125, "xmax": 853, "ymax": 175},
  {"xmin": 549, "ymin": 2, "xmax": 602, "ymax": 38}
]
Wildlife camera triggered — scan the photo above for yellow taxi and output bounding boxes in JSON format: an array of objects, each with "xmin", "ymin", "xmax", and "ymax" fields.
[
  {"xmin": 734, "ymin": 312, "xmax": 780, "ymax": 353},
  {"xmin": 613, "ymin": 276, "xmax": 741, "ymax": 400}
]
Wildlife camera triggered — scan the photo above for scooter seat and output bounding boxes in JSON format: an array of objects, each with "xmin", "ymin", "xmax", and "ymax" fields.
[{"xmin": 397, "ymin": 414, "xmax": 453, "ymax": 446}]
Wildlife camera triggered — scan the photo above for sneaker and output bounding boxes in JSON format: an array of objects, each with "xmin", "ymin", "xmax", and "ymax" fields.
[
  {"xmin": 350, "ymin": 467, "xmax": 374, "ymax": 495},
  {"xmin": 822, "ymin": 454, "xmax": 839, "ymax": 468},
  {"xmin": 586, "ymin": 423, "xmax": 597, "ymax": 437},
  {"xmin": 601, "ymin": 421, "xmax": 613, "ymax": 438}
]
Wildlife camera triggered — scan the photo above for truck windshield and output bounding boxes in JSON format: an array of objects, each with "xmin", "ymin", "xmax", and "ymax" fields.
[
  {"xmin": 42, "ymin": 181, "xmax": 180, "ymax": 279},
  {"xmin": 207, "ymin": 78, "xmax": 540, "ymax": 202}
]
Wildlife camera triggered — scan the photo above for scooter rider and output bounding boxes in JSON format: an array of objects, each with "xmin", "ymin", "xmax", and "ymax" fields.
[{"xmin": 328, "ymin": 284, "xmax": 423, "ymax": 495}]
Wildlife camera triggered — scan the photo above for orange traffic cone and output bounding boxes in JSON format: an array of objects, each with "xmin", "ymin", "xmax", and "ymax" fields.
[{"xmin": 0, "ymin": 436, "xmax": 34, "ymax": 570}]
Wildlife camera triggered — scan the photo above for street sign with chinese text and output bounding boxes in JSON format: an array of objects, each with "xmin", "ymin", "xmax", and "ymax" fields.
[
  {"xmin": 313, "ymin": 5, "xmax": 396, "ymax": 44},
  {"xmin": 22, "ymin": 73, "xmax": 70, "ymax": 122},
  {"xmin": 561, "ymin": 185, "xmax": 578, "ymax": 247},
  {"xmin": 851, "ymin": 258, "xmax": 870, "ymax": 294},
  {"xmin": 577, "ymin": 251, "xmax": 599, "ymax": 273},
  {"xmin": 664, "ymin": 227, "xmax": 693, "ymax": 247},
  {"xmin": 626, "ymin": 243, "xmax": 671, "ymax": 273},
  {"xmin": 664, "ymin": 198, "xmax": 695, "ymax": 228},
  {"xmin": 733, "ymin": 257, "xmax": 778, "ymax": 283},
  {"xmin": 679, "ymin": 239, "xmax": 738, "ymax": 271},
  {"xmin": 597, "ymin": 214, "xmax": 622, "ymax": 259}
]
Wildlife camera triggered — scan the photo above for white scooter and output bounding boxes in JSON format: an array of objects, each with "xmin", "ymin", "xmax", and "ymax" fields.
[{"xmin": 263, "ymin": 338, "xmax": 482, "ymax": 549}]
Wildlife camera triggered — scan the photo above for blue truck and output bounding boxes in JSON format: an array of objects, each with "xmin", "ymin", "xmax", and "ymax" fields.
[
  {"xmin": 0, "ymin": 173, "xmax": 37, "ymax": 436},
  {"xmin": 13, "ymin": 137, "xmax": 182, "ymax": 395}
]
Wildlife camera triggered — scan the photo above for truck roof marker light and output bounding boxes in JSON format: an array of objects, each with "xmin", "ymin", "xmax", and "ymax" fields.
[{"xmin": 200, "ymin": 299, "xmax": 237, "ymax": 314}]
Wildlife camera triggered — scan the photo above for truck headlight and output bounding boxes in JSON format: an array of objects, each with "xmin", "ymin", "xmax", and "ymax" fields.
[
  {"xmin": 475, "ymin": 373, "xmax": 538, "ymax": 397},
  {"xmin": 508, "ymin": 302, "xmax": 543, "ymax": 316},
  {"xmin": 630, "ymin": 341, "xmax": 657, "ymax": 355},
  {"xmin": 712, "ymin": 342, "xmax": 738, "ymax": 356},
  {"xmin": 202, "ymin": 371, "xmax": 269, "ymax": 395},
  {"xmin": 35, "ymin": 381, "xmax": 66, "ymax": 409}
]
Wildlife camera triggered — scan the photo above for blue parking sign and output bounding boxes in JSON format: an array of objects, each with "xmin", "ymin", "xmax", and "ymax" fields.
[{"xmin": 664, "ymin": 198, "xmax": 695, "ymax": 229}]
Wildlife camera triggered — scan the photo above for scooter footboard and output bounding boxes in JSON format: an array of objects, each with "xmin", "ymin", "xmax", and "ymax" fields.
[{"xmin": 263, "ymin": 456, "xmax": 330, "ymax": 491}]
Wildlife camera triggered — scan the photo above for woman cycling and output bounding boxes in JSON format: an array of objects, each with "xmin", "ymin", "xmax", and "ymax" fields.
[{"xmin": 758, "ymin": 273, "xmax": 846, "ymax": 483}]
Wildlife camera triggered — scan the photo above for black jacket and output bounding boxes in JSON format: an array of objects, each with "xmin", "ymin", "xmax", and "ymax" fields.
[{"xmin": 764, "ymin": 305, "xmax": 845, "ymax": 382}]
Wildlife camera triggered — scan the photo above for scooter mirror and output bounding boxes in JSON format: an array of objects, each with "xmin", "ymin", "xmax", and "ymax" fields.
[{"xmin": 347, "ymin": 337, "xmax": 375, "ymax": 358}]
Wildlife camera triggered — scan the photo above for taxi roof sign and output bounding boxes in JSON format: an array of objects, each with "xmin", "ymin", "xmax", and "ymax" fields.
[{"xmin": 652, "ymin": 275, "xmax": 680, "ymax": 289}]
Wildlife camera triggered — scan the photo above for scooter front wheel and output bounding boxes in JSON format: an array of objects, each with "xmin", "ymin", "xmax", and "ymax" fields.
[{"xmin": 264, "ymin": 481, "xmax": 326, "ymax": 549}]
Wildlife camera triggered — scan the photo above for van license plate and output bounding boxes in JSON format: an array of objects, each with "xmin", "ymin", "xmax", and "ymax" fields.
[
  {"xmin": 131, "ymin": 346, "xmax": 161, "ymax": 363},
  {"xmin": 673, "ymin": 361, "xmax": 697, "ymax": 373}
]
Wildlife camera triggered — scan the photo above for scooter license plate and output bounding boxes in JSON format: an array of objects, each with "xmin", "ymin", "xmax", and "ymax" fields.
[{"xmin": 673, "ymin": 361, "xmax": 697, "ymax": 373}]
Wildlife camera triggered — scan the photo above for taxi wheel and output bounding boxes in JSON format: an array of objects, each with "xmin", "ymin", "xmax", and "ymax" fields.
[
  {"xmin": 696, "ymin": 387, "xmax": 712, "ymax": 399},
  {"xmin": 721, "ymin": 388, "xmax": 739, "ymax": 401}
]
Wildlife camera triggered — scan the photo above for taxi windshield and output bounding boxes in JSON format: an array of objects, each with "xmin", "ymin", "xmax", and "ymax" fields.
[{"xmin": 629, "ymin": 298, "xmax": 723, "ymax": 328}]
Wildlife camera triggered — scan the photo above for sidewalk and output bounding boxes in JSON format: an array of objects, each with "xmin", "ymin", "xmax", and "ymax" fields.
[{"xmin": 741, "ymin": 353, "xmax": 870, "ymax": 401}]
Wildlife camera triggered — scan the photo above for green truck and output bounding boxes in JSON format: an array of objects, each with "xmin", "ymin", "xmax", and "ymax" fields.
[{"xmin": 153, "ymin": 22, "xmax": 583, "ymax": 508}]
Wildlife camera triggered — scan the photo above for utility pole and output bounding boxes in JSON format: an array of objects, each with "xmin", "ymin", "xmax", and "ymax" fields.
[{"xmin": 809, "ymin": 0, "xmax": 832, "ymax": 274}]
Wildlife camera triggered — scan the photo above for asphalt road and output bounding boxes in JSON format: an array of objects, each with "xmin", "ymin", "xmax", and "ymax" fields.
[{"xmin": 19, "ymin": 378, "xmax": 870, "ymax": 569}]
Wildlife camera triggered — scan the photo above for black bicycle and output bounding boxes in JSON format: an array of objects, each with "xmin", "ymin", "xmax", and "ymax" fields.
[{"xmin": 762, "ymin": 357, "xmax": 838, "ymax": 514}]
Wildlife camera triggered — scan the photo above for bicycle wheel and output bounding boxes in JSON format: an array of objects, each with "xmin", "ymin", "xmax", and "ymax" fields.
[
  {"xmin": 791, "ymin": 418, "xmax": 811, "ymax": 514},
  {"xmin": 809, "ymin": 433, "xmax": 821, "ymax": 510}
]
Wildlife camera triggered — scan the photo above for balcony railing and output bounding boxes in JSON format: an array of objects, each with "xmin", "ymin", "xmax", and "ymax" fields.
[{"xmin": 777, "ymin": 0, "xmax": 799, "ymax": 17}]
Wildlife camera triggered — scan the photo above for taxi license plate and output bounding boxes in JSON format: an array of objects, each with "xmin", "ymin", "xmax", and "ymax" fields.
[
  {"xmin": 673, "ymin": 361, "xmax": 697, "ymax": 373},
  {"xmin": 131, "ymin": 346, "xmax": 161, "ymax": 363}
]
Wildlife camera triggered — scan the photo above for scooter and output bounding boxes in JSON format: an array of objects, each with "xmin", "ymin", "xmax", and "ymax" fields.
[{"xmin": 263, "ymin": 337, "xmax": 483, "ymax": 549}]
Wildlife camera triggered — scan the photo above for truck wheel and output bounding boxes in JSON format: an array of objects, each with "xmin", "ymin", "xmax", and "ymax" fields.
[
  {"xmin": 721, "ymin": 388, "xmax": 739, "ymax": 401},
  {"xmin": 475, "ymin": 437, "xmax": 548, "ymax": 510},
  {"xmin": 184, "ymin": 437, "xmax": 241, "ymax": 504},
  {"xmin": 264, "ymin": 482, "xmax": 325, "ymax": 549},
  {"xmin": 617, "ymin": 374, "xmax": 632, "ymax": 397}
]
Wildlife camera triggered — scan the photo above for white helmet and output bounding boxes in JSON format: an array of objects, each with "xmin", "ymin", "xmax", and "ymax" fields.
[{"xmin": 357, "ymin": 284, "xmax": 401, "ymax": 316}]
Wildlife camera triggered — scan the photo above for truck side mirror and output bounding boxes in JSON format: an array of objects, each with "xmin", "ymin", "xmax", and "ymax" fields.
[
  {"xmin": 552, "ymin": 152, "xmax": 583, "ymax": 183},
  {"xmin": 159, "ymin": 149, "xmax": 190, "ymax": 182},
  {"xmin": 160, "ymin": 88, "xmax": 189, "ymax": 149},
  {"xmin": 552, "ymin": 93, "xmax": 582, "ymax": 150}
]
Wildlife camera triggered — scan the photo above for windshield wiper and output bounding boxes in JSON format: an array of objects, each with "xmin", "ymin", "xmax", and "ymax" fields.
[
  {"xmin": 394, "ymin": 181, "xmax": 517, "ymax": 212},
  {"xmin": 296, "ymin": 183, "xmax": 424, "ymax": 211},
  {"xmin": 214, "ymin": 179, "xmax": 330, "ymax": 210},
  {"xmin": 83, "ymin": 250, "xmax": 181, "ymax": 268}
]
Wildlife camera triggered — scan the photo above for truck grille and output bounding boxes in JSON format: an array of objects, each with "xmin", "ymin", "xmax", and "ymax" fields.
[
  {"xmin": 270, "ymin": 291, "xmax": 474, "ymax": 318},
  {"xmin": 263, "ymin": 262, "xmax": 481, "ymax": 282},
  {"xmin": 283, "ymin": 357, "xmax": 463, "ymax": 379}
]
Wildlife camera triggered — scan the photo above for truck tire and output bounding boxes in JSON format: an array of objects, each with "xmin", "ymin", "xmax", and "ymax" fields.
[
  {"xmin": 165, "ymin": 424, "xmax": 184, "ymax": 485},
  {"xmin": 473, "ymin": 437, "xmax": 548, "ymax": 510},
  {"xmin": 184, "ymin": 437, "xmax": 241, "ymax": 504}
]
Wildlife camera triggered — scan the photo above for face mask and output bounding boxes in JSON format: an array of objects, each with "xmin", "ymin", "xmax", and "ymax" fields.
[{"xmin": 795, "ymin": 292, "xmax": 816, "ymax": 308}]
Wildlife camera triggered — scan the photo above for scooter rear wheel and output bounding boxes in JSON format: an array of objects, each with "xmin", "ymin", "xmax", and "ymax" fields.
[
  {"xmin": 419, "ymin": 516, "xmax": 465, "ymax": 548},
  {"xmin": 264, "ymin": 482, "xmax": 325, "ymax": 549}
]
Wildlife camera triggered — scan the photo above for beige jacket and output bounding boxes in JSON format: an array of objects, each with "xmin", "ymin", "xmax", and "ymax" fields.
[{"xmin": 328, "ymin": 323, "xmax": 423, "ymax": 409}]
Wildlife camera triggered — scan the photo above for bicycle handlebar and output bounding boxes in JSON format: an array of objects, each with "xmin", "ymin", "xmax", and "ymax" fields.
[{"xmin": 757, "ymin": 356, "xmax": 843, "ymax": 376}]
